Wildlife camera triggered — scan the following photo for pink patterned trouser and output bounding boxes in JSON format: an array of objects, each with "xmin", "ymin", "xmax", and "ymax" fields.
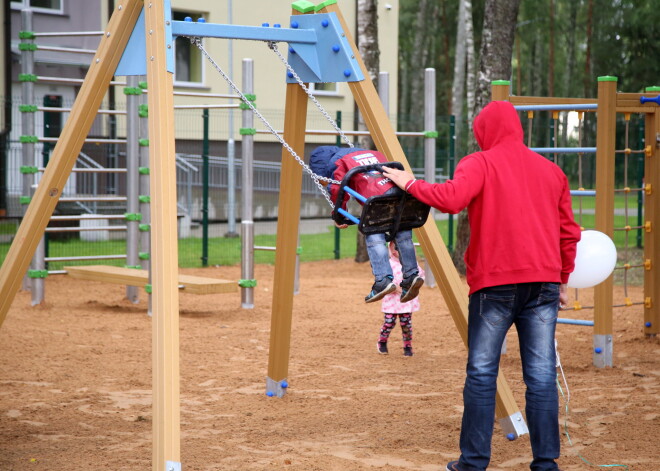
[{"xmin": 379, "ymin": 313, "xmax": 412, "ymax": 347}]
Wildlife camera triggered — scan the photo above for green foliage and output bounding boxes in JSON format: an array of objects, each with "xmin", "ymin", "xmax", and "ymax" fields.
[{"xmin": 398, "ymin": 0, "xmax": 660, "ymax": 119}]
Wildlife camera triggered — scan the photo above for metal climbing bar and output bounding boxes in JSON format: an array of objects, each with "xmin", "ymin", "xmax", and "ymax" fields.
[
  {"xmin": 514, "ymin": 104, "xmax": 598, "ymax": 112},
  {"xmin": 531, "ymin": 147, "xmax": 597, "ymax": 154},
  {"xmin": 558, "ymin": 318, "xmax": 594, "ymax": 326}
]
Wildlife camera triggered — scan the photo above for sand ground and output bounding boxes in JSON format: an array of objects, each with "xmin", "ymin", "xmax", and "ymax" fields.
[{"xmin": 1, "ymin": 259, "xmax": 658, "ymax": 470}]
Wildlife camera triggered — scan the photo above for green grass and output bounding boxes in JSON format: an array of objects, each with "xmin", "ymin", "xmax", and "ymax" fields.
[
  {"xmin": 0, "ymin": 219, "xmax": 458, "ymax": 270},
  {"xmin": 0, "ymin": 207, "xmax": 645, "ymax": 270},
  {"xmin": 571, "ymin": 192, "xmax": 643, "ymax": 211},
  {"xmin": 0, "ymin": 221, "xmax": 18, "ymax": 235}
]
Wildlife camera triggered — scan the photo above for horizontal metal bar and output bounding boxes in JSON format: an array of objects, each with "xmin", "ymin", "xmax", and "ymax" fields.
[
  {"xmin": 172, "ymin": 21, "xmax": 317, "ymax": 44},
  {"xmin": 45, "ymin": 225, "xmax": 127, "ymax": 232},
  {"xmin": 40, "ymin": 137, "xmax": 127, "ymax": 144},
  {"xmin": 38, "ymin": 106, "xmax": 127, "ymax": 115},
  {"xmin": 515, "ymin": 104, "xmax": 598, "ymax": 111},
  {"xmin": 36, "ymin": 76, "xmax": 126, "ymax": 86},
  {"xmin": 46, "ymin": 255, "xmax": 126, "ymax": 262},
  {"xmin": 33, "ymin": 167, "xmax": 127, "ymax": 174},
  {"xmin": 571, "ymin": 190, "xmax": 596, "ymax": 196},
  {"xmin": 557, "ymin": 318, "xmax": 594, "ymax": 326},
  {"xmin": 172, "ymin": 91, "xmax": 240, "ymax": 99},
  {"xmin": 37, "ymin": 45, "xmax": 96, "ymax": 54},
  {"xmin": 58, "ymin": 196, "xmax": 127, "ymax": 202},
  {"xmin": 254, "ymin": 129, "xmax": 427, "ymax": 138},
  {"xmin": 531, "ymin": 147, "xmax": 597, "ymax": 154},
  {"xmin": 34, "ymin": 31, "xmax": 104, "ymax": 38},
  {"xmin": 50, "ymin": 214, "xmax": 127, "ymax": 221},
  {"xmin": 173, "ymin": 104, "xmax": 240, "ymax": 110},
  {"xmin": 68, "ymin": 168, "xmax": 127, "ymax": 174},
  {"xmin": 254, "ymin": 246, "xmax": 276, "ymax": 252}
]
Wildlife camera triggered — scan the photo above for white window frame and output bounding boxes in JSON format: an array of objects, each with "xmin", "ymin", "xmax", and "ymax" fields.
[
  {"xmin": 310, "ymin": 82, "xmax": 341, "ymax": 96},
  {"xmin": 172, "ymin": 11, "xmax": 206, "ymax": 88},
  {"xmin": 10, "ymin": 0, "xmax": 64, "ymax": 15}
]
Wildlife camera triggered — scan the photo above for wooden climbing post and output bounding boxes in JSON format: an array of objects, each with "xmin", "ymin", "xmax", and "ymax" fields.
[
  {"xmin": 643, "ymin": 93, "xmax": 660, "ymax": 337},
  {"xmin": 593, "ymin": 76, "xmax": 618, "ymax": 367}
]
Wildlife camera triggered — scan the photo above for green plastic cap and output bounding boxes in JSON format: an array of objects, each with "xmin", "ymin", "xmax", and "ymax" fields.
[
  {"xmin": 645, "ymin": 86, "xmax": 660, "ymax": 92},
  {"xmin": 597, "ymin": 76, "xmax": 618, "ymax": 82},
  {"xmin": 491, "ymin": 80, "xmax": 511, "ymax": 86},
  {"xmin": 315, "ymin": 0, "xmax": 337, "ymax": 11},
  {"xmin": 292, "ymin": 1, "xmax": 316, "ymax": 13}
]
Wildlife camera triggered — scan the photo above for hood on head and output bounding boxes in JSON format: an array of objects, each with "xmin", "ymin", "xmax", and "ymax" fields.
[
  {"xmin": 309, "ymin": 146, "xmax": 340, "ymax": 178},
  {"xmin": 309, "ymin": 146, "xmax": 366, "ymax": 179},
  {"xmin": 473, "ymin": 101, "xmax": 524, "ymax": 151}
]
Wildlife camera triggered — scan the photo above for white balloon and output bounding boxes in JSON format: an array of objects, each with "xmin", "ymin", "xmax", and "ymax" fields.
[{"xmin": 567, "ymin": 230, "xmax": 617, "ymax": 289}]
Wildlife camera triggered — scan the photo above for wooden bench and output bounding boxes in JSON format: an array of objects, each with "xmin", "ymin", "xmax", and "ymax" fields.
[{"xmin": 65, "ymin": 265, "xmax": 237, "ymax": 295}]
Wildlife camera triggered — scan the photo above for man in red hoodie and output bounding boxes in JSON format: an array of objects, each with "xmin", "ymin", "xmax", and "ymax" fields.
[{"xmin": 383, "ymin": 100, "xmax": 581, "ymax": 471}]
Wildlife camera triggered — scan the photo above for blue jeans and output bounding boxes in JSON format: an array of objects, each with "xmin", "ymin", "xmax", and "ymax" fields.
[
  {"xmin": 365, "ymin": 230, "xmax": 418, "ymax": 281},
  {"xmin": 458, "ymin": 283, "xmax": 560, "ymax": 471}
]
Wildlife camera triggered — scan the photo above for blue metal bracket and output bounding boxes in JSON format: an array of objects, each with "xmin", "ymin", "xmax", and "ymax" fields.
[
  {"xmin": 116, "ymin": 8, "xmax": 362, "ymax": 83},
  {"xmin": 115, "ymin": 0, "xmax": 174, "ymax": 76},
  {"xmin": 285, "ymin": 13, "xmax": 363, "ymax": 84}
]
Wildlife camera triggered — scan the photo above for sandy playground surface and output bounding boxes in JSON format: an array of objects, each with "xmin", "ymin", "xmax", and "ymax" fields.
[{"xmin": 1, "ymin": 259, "xmax": 659, "ymax": 471}]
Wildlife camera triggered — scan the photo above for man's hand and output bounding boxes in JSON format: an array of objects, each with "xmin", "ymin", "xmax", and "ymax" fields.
[
  {"xmin": 559, "ymin": 283, "xmax": 569, "ymax": 308},
  {"xmin": 382, "ymin": 166, "xmax": 415, "ymax": 190}
]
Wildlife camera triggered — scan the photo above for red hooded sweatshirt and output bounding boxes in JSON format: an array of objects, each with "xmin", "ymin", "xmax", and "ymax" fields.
[{"xmin": 406, "ymin": 101, "xmax": 581, "ymax": 294}]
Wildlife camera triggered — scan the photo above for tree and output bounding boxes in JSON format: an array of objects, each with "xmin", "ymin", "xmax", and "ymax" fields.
[
  {"xmin": 355, "ymin": 0, "xmax": 380, "ymax": 263},
  {"xmin": 451, "ymin": 0, "xmax": 521, "ymax": 273},
  {"xmin": 451, "ymin": 0, "xmax": 476, "ymax": 157}
]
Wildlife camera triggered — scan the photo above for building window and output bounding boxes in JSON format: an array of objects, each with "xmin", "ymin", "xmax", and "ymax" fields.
[
  {"xmin": 311, "ymin": 82, "xmax": 339, "ymax": 95},
  {"xmin": 173, "ymin": 11, "xmax": 204, "ymax": 85},
  {"xmin": 11, "ymin": 0, "xmax": 63, "ymax": 14}
]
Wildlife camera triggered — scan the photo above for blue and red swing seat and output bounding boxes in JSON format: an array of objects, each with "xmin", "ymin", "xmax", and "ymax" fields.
[{"xmin": 330, "ymin": 162, "xmax": 431, "ymax": 242}]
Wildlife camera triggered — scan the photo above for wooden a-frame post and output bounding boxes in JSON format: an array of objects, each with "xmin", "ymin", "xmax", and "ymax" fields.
[
  {"xmin": 0, "ymin": 0, "xmax": 142, "ymax": 328},
  {"xmin": 267, "ymin": 1, "xmax": 527, "ymax": 437},
  {"xmin": 0, "ymin": 1, "xmax": 182, "ymax": 469}
]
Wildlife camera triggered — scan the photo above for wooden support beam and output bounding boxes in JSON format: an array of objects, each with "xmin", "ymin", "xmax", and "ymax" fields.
[
  {"xmin": 144, "ymin": 1, "xmax": 181, "ymax": 469},
  {"xmin": 318, "ymin": 5, "xmax": 525, "ymax": 435},
  {"xmin": 0, "ymin": 0, "xmax": 143, "ymax": 330},
  {"xmin": 65, "ymin": 265, "xmax": 237, "ymax": 295},
  {"xmin": 267, "ymin": 8, "xmax": 309, "ymax": 390},
  {"xmin": 593, "ymin": 77, "xmax": 618, "ymax": 368},
  {"xmin": 644, "ymin": 107, "xmax": 659, "ymax": 337}
]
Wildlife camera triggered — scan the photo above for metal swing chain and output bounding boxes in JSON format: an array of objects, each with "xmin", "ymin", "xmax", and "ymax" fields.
[
  {"xmin": 266, "ymin": 41, "xmax": 354, "ymax": 149},
  {"xmin": 188, "ymin": 36, "xmax": 340, "ymax": 209}
]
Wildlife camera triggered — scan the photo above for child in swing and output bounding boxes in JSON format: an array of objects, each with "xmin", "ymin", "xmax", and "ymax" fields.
[
  {"xmin": 309, "ymin": 145, "xmax": 424, "ymax": 304},
  {"xmin": 379, "ymin": 241, "xmax": 424, "ymax": 356}
]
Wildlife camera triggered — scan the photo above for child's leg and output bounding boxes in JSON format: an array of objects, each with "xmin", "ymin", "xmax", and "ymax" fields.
[
  {"xmin": 379, "ymin": 313, "xmax": 397, "ymax": 342},
  {"xmin": 399, "ymin": 313, "xmax": 413, "ymax": 347},
  {"xmin": 394, "ymin": 230, "xmax": 421, "ymax": 279},
  {"xmin": 366, "ymin": 232, "xmax": 394, "ymax": 280}
]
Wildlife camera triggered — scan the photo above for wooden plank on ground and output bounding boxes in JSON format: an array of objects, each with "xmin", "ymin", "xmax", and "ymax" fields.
[{"xmin": 65, "ymin": 265, "xmax": 237, "ymax": 295}]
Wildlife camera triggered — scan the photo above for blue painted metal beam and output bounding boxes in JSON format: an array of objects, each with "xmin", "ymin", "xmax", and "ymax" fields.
[{"xmin": 171, "ymin": 21, "xmax": 317, "ymax": 43}]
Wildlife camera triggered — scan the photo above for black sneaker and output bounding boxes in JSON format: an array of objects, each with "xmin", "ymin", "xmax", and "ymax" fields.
[
  {"xmin": 400, "ymin": 274, "xmax": 424, "ymax": 303},
  {"xmin": 377, "ymin": 341, "xmax": 389, "ymax": 354},
  {"xmin": 403, "ymin": 346, "xmax": 413, "ymax": 357},
  {"xmin": 446, "ymin": 461, "xmax": 463, "ymax": 471},
  {"xmin": 365, "ymin": 276, "xmax": 396, "ymax": 303}
]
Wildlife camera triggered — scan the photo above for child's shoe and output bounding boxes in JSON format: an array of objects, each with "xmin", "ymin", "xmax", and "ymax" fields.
[
  {"xmin": 400, "ymin": 274, "xmax": 424, "ymax": 303},
  {"xmin": 377, "ymin": 341, "xmax": 389, "ymax": 355},
  {"xmin": 365, "ymin": 276, "xmax": 396, "ymax": 303},
  {"xmin": 403, "ymin": 346, "xmax": 413, "ymax": 357}
]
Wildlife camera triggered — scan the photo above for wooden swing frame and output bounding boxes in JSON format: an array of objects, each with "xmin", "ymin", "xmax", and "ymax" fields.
[{"xmin": 0, "ymin": 1, "xmax": 530, "ymax": 469}]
